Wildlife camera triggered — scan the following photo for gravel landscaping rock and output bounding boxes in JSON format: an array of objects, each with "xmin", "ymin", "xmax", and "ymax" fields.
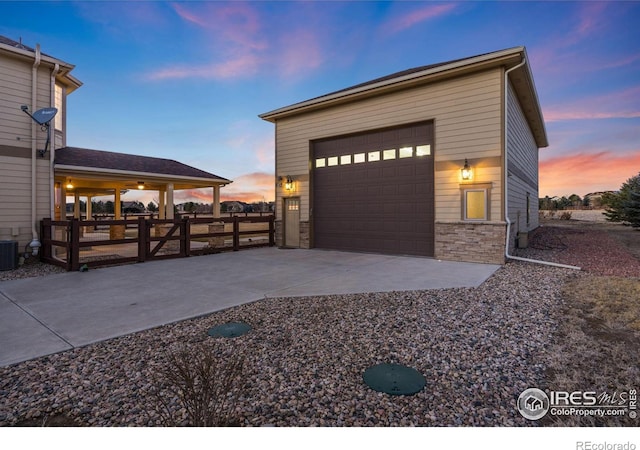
[
  {"xmin": 0, "ymin": 261, "xmax": 575, "ymax": 427},
  {"xmin": 515, "ymin": 224, "xmax": 640, "ymax": 277},
  {"xmin": 0, "ymin": 258, "xmax": 65, "ymax": 282},
  {"xmin": 1, "ymin": 222, "xmax": 637, "ymax": 427}
]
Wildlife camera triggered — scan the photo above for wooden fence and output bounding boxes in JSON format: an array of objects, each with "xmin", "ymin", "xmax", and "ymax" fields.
[{"xmin": 40, "ymin": 215, "xmax": 275, "ymax": 271}]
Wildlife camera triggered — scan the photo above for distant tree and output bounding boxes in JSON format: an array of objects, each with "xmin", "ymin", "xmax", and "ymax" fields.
[
  {"xmin": 539, "ymin": 196, "xmax": 553, "ymax": 210},
  {"xmin": 602, "ymin": 173, "xmax": 640, "ymax": 228},
  {"xmin": 568, "ymin": 194, "xmax": 582, "ymax": 209},
  {"xmin": 147, "ymin": 201, "xmax": 158, "ymax": 212},
  {"xmin": 105, "ymin": 201, "xmax": 114, "ymax": 214}
]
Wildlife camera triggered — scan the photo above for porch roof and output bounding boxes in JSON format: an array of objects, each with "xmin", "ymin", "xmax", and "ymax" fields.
[{"xmin": 54, "ymin": 146, "xmax": 231, "ymax": 193}]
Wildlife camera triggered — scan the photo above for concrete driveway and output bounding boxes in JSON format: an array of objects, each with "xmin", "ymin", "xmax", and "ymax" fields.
[{"xmin": 0, "ymin": 247, "xmax": 499, "ymax": 367}]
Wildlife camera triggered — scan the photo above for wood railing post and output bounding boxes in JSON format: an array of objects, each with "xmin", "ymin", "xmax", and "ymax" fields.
[
  {"xmin": 269, "ymin": 216, "xmax": 275, "ymax": 247},
  {"xmin": 40, "ymin": 218, "xmax": 51, "ymax": 261},
  {"xmin": 182, "ymin": 217, "xmax": 190, "ymax": 257},
  {"xmin": 233, "ymin": 216, "xmax": 240, "ymax": 251},
  {"xmin": 70, "ymin": 218, "xmax": 80, "ymax": 271},
  {"xmin": 138, "ymin": 216, "xmax": 147, "ymax": 263}
]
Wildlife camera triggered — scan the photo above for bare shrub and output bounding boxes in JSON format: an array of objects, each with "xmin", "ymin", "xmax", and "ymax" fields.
[
  {"xmin": 149, "ymin": 341, "xmax": 246, "ymax": 426},
  {"xmin": 559, "ymin": 211, "xmax": 572, "ymax": 220}
]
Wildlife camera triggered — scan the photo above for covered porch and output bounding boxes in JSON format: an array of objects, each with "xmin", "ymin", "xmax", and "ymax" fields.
[{"xmin": 53, "ymin": 146, "xmax": 231, "ymax": 227}]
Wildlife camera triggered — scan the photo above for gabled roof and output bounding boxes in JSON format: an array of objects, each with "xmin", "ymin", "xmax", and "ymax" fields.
[
  {"xmin": 260, "ymin": 47, "xmax": 548, "ymax": 147},
  {"xmin": 0, "ymin": 35, "xmax": 82, "ymax": 92},
  {"xmin": 55, "ymin": 147, "xmax": 231, "ymax": 185}
]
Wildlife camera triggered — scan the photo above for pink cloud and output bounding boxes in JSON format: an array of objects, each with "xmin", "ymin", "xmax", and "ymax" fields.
[
  {"xmin": 173, "ymin": 172, "xmax": 275, "ymax": 204},
  {"xmin": 544, "ymin": 85, "xmax": 640, "ymax": 122},
  {"xmin": 220, "ymin": 172, "xmax": 275, "ymax": 203},
  {"xmin": 146, "ymin": 53, "xmax": 261, "ymax": 80},
  {"xmin": 172, "ymin": 2, "xmax": 266, "ymax": 50},
  {"xmin": 539, "ymin": 150, "xmax": 640, "ymax": 196},
  {"xmin": 172, "ymin": 2, "xmax": 208, "ymax": 28},
  {"xmin": 385, "ymin": 3, "xmax": 457, "ymax": 34},
  {"xmin": 575, "ymin": 1, "xmax": 608, "ymax": 37},
  {"xmin": 277, "ymin": 29, "xmax": 325, "ymax": 77}
]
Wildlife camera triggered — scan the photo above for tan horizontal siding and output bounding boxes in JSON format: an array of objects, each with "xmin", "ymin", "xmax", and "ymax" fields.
[
  {"xmin": 507, "ymin": 83, "xmax": 538, "ymax": 181},
  {"xmin": 506, "ymin": 81, "xmax": 539, "ymax": 251},
  {"xmin": 0, "ymin": 58, "xmax": 54, "ymax": 149},
  {"xmin": 0, "ymin": 157, "xmax": 52, "ymax": 238},
  {"xmin": 274, "ymin": 68, "xmax": 503, "ymax": 221}
]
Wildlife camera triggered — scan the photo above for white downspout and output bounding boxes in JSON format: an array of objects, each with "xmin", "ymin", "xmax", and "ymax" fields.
[
  {"xmin": 503, "ymin": 56, "xmax": 580, "ymax": 270},
  {"xmin": 50, "ymin": 63, "xmax": 59, "ymax": 219},
  {"xmin": 29, "ymin": 44, "xmax": 42, "ymax": 256}
]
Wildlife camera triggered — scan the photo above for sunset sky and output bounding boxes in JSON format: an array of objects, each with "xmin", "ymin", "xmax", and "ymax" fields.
[{"xmin": 2, "ymin": 1, "xmax": 638, "ymax": 204}]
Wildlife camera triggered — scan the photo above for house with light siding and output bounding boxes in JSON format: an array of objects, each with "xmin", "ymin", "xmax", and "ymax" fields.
[
  {"xmin": 0, "ymin": 36, "xmax": 230, "ymax": 260},
  {"xmin": 260, "ymin": 47, "xmax": 547, "ymax": 264},
  {"xmin": 0, "ymin": 36, "xmax": 81, "ymax": 254}
]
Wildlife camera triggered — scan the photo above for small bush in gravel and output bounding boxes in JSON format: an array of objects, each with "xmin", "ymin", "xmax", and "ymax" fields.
[{"xmin": 148, "ymin": 342, "xmax": 245, "ymax": 426}]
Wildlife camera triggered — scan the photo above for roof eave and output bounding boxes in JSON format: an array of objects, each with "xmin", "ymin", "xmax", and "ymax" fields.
[
  {"xmin": 0, "ymin": 41, "xmax": 82, "ymax": 92},
  {"xmin": 507, "ymin": 48, "xmax": 549, "ymax": 148},
  {"xmin": 54, "ymin": 164, "xmax": 232, "ymax": 186},
  {"xmin": 259, "ymin": 47, "xmax": 526, "ymax": 122}
]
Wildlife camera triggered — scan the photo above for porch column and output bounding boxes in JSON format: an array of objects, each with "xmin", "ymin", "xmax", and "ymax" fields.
[
  {"xmin": 114, "ymin": 187, "xmax": 121, "ymax": 219},
  {"xmin": 212, "ymin": 185, "xmax": 220, "ymax": 218},
  {"xmin": 111, "ymin": 187, "xmax": 125, "ymax": 240},
  {"xmin": 86, "ymin": 195, "xmax": 92, "ymax": 222},
  {"xmin": 166, "ymin": 183, "xmax": 174, "ymax": 219},
  {"xmin": 74, "ymin": 192, "xmax": 81, "ymax": 219},
  {"xmin": 159, "ymin": 189, "xmax": 166, "ymax": 219},
  {"xmin": 59, "ymin": 183, "xmax": 66, "ymax": 220}
]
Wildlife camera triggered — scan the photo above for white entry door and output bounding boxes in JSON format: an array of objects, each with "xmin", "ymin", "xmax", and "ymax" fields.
[{"xmin": 284, "ymin": 197, "xmax": 300, "ymax": 247}]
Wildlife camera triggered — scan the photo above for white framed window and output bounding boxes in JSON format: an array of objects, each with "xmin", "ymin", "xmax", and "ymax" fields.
[
  {"xmin": 368, "ymin": 151, "xmax": 380, "ymax": 162},
  {"xmin": 416, "ymin": 145, "xmax": 431, "ymax": 156},
  {"xmin": 340, "ymin": 154, "xmax": 352, "ymax": 165},
  {"xmin": 399, "ymin": 146, "xmax": 413, "ymax": 158},
  {"xmin": 354, "ymin": 153, "xmax": 366, "ymax": 163},
  {"xmin": 465, "ymin": 190, "xmax": 487, "ymax": 220},
  {"xmin": 382, "ymin": 149, "xmax": 396, "ymax": 160},
  {"xmin": 327, "ymin": 156, "xmax": 339, "ymax": 166},
  {"xmin": 315, "ymin": 158, "xmax": 326, "ymax": 168},
  {"xmin": 461, "ymin": 183, "xmax": 492, "ymax": 221}
]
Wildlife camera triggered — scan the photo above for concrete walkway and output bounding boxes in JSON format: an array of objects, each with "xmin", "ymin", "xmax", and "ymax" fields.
[{"xmin": 0, "ymin": 247, "xmax": 499, "ymax": 367}]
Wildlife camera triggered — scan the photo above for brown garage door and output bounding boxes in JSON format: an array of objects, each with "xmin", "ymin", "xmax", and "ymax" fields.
[{"xmin": 312, "ymin": 121, "xmax": 434, "ymax": 256}]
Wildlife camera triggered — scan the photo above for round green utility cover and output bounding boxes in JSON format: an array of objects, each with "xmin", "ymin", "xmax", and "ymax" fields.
[
  {"xmin": 207, "ymin": 322, "xmax": 251, "ymax": 338},
  {"xmin": 363, "ymin": 363, "xmax": 426, "ymax": 396}
]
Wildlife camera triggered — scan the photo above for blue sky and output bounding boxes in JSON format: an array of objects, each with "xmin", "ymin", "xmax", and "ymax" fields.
[{"xmin": 2, "ymin": 1, "xmax": 639, "ymax": 204}]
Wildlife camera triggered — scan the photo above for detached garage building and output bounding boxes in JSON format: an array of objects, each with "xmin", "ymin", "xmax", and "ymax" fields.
[{"xmin": 259, "ymin": 47, "xmax": 547, "ymax": 264}]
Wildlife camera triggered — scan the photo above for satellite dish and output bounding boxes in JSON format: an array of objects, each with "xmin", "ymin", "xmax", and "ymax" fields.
[
  {"xmin": 19, "ymin": 106, "xmax": 58, "ymax": 157},
  {"xmin": 31, "ymin": 107, "xmax": 58, "ymax": 125}
]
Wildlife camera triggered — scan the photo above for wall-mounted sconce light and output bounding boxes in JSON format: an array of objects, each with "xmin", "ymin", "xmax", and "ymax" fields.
[
  {"xmin": 137, "ymin": 181, "xmax": 145, "ymax": 190},
  {"xmin": 65, "ymin": 179, "xmax": 74, "ymax": 190},
  {"xmin": 284, "ymin": 176, "xmax": 294, "ymax": 191},
  {"xmin": 461, "ymin": 159, "xmax": 472, "ymax": 181}
]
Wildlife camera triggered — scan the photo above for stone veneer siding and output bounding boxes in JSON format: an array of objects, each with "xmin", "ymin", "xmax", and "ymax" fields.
[
  {"xmin": 299, "ymin": 221, "xmax": 310, "ymax": 248},
  {"xmin": 435, "ymin": 222, "xmax": 506, "ymax": 264},
  {"xmin": 274, "ymin": 220, "xmax": 310, "ymax": 249},
  {"xmin": 274, "ymin": 220, "xmax": 283, "ymax": 247},
  {"xmin": 279, "ymin": 220, "xmax": 505, "ymax": 264}
]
